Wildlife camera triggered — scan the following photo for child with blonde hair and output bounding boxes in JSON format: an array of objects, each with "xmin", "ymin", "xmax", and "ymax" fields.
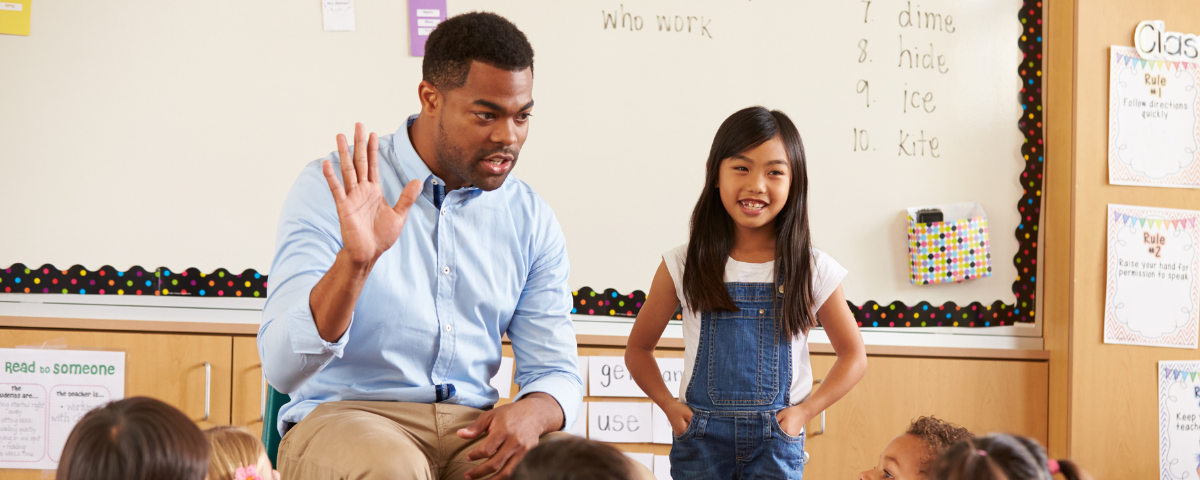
[{"xmin": 204, "ymin": 425, "xmax": 280, "ymax": 480}]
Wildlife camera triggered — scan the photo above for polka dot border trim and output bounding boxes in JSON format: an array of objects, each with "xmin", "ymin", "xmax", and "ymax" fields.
[{"xmin": 0, "ymin": 264, "xmax": 267, "ymax": 298}]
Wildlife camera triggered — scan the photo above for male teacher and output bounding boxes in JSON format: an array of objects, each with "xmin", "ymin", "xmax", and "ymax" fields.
[{"xmin": 259, "ymin": 12, "xmax": 581, "ymax": 480}]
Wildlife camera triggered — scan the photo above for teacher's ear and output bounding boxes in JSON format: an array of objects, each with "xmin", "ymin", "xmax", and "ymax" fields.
[{"xmin": 417, "ymin": 80, "xmax": 443, "ymax": 117}]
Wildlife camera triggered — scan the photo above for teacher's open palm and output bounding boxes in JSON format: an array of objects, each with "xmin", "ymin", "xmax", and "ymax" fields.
[{"xmin": 322, "ymin": 123, "xmax": 423, "ymax": 266}]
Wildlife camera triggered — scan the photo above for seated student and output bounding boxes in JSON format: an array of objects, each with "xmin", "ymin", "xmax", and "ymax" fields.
[
  {"xmin": 509, "ymin": 436, "xmax": 654, "ymax": 480},
  {"xmin": 56, "ymin": 396, "xmax": 209, "ymax": 480},
  {"xmin": 204, "ymin": 425, "xmax": 281, "ymax": 480},
  {"xmin": 931, "ymin": 433, "xmax": 1093, "ymax": 480},
  {"xmin": 860, "ymin": 416, "xmax": 973, "ymax": 480}
]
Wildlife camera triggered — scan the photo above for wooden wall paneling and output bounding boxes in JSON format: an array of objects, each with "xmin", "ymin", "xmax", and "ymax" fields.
[
  {"xmin": 1043, "ymin": 0, "xmax": 1079, "ymax": 460},
  {"xmin": 802, "ymin": 354, "xmax": 1049, "ymax": 480},
  {"xmin": 231, "ymin": 336, "xmax": 264, "ymax": 435},
  {"xmin": 1068, "ymin": 1, "xmax": 1200, "ymax": 477}
]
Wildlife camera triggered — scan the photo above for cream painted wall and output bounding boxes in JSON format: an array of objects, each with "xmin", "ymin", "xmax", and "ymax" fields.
[{"xmin": 0, "ymin": 0, "xmax": 1026, "ymax": 307}]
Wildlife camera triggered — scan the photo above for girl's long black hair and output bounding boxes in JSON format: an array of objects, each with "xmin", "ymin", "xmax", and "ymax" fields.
[{"xmin": 681, "ymin": 106, "xmax": 816, "ymax": 339}]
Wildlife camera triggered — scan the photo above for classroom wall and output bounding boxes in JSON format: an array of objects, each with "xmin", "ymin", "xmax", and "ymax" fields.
[
  {"xmin": 0, "ymin": 0, "xmax": 1033, "ymax": 310},
  {"xmin": 1056, "ymin": 0, "xmax": 1200, "ymax": 476}
]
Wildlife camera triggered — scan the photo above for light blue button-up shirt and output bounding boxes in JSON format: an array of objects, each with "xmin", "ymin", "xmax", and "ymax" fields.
[{"xmin": 259, "ymin": 115, "xmax": 582, "ymax": 435}]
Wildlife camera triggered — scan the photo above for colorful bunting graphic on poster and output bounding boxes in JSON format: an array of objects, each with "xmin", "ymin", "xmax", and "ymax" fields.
[
  {"xmin": 1162, "ymin": 366, "xmax": 1200, "ymax": 381},
  {"xmin": 1114, "ymin": 51, "xmax": 1197, "ymax": 72},
  {"xmin": 1112, "ymin": 211, "xmax": 1198, "ymax": 230}
]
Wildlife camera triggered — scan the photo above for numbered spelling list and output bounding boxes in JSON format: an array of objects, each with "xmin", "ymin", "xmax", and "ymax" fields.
[
  {"xmin": 840, "ymin": 0, "xmax": 1020, "ymax": 162},
  {"xmin": 0, "ymin": 348, "xmax": 125, "ymax": 470}
]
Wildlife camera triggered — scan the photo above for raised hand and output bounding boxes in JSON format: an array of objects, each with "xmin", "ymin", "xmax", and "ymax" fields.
[{"xmin": 321, "ymin": 123, "xmax": 423, "ymax": 267}]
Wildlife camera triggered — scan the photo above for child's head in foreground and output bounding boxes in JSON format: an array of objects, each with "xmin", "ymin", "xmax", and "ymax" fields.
[
  {"xmin": 55, "ymin": 396, "xmax": 209, "ymax": 480},
  {"xmin": 860, "ymin": 416, "xmax": 973, "ymax": 480},
  {"xmin": 510, "ymin": 436, "xmax": 635, "ymax": 480},
  {"xmin": 931, "ymin": 433, "xmax": 1088, "ymax": 480},
  {"xmin": 204, "ymin": 425, "xmax": 278, "ymax": 480}
]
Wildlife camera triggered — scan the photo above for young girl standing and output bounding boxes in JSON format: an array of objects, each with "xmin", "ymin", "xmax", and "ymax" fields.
[{"xmin": 626, "ymin": 106, "xmax": 867, "ymax": 479}]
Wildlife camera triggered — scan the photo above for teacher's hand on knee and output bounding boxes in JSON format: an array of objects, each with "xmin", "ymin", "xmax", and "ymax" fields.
[{"xmin": 457, "ymin": 393, "xmax": 566, "ymax": 480}]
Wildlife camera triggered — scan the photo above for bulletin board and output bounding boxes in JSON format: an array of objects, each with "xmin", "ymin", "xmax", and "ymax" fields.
[{"xmin": 0, "ymin": 0, "xmax": 1045, "ymax": 330}]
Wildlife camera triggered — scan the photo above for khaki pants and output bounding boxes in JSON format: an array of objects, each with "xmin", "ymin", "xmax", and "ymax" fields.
[
  {"xmin": 279, "ymin": 401, "xmax": 655, "ymax": 480},
  {"xmin": 279, "ymin": 401, "xmax": 525, "ymax": 480}
]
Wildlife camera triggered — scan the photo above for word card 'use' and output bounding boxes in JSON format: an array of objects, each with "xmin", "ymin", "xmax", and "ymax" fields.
[{"xmin": 587, "ymin": 402, "xmax": 652, "ymax": 443}]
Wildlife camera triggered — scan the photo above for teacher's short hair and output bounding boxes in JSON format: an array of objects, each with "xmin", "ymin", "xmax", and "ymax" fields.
[
  {"xmin": 423, "ymin": 12, "xmax": 534, "ymax": 91},
  {"xmin": 56, "ymin": 396, "xmax": 210, "ymax": 480}
]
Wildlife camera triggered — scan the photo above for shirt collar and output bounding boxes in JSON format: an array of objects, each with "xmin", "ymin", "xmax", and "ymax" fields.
[
  {"xmin": 392, "ymin": 115, "xmax": 435, "ymax": 186},
  {"xmin": 391, "ymin": 114, "xmax": 482, "ymax": 205}
]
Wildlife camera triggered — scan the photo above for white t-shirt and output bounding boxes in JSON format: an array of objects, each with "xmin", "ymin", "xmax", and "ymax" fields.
[{"xmin": 662, "ymin": 244, "xmax": 848, "ymax": 405}]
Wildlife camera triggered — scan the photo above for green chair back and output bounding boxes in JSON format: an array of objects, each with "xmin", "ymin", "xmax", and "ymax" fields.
[{"xmin": 261, "ymin": 385, "xmax": 291, "ymax": 467}]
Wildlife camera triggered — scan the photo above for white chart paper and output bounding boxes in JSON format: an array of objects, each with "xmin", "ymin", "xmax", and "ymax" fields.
[
  {"xmin": 588, "ymin": 356, "xmax": 685, "ymax": 398},
  {"xmin": 1159, "ymin": 360, "xmax": 1200, "ymax": 479},
  {"xmin": 1108, "ymin": 46, "xmax": 1200, "ymax": 188},
  {"xmin": 589, "ymin": 356, "xmax": 644, "ymax": 397},
  {"xmin": 0, "ymin": 348, "xmax": 126, "ymax": 470},
  {"xmin": 1105, "ymin": 204, "xmax": 1200, "ymax": 348},
  {"xmin": 490, "ymin": 356, "xmax": 514, "ymax": 399},
  {"xmin": 651, "ymin": 403, "xmax": 673, "ymax": 444},
  {"xmin": 578, "ymin": 356, "xmax": 589, "ymax": 396},
  {"xmin": 657, "ymin": 357, "xmax": 685, "ymax": 397},
  {"xmin": 321, "ymin": 0, "xmax": 355, "ymax": 32},
  {"xmin": 654, "ymin": 455, "xmax": 672, "ymax": 480},
  {"xmin": 567, "ymin": 402, "xmax": 588, "ymax": 437},
  {"xmin": 624, "ymin": 452, "xmax": 654, "ymax": 472}
]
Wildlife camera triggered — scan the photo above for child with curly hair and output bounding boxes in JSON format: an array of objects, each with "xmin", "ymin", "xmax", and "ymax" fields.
[
  {"xmin": 859, "ymin": 416, "xmax": 973, "ymax": 480},
  {"xmin": 204, "ymin": 425, "xmax": 280, "ymax": 480}
]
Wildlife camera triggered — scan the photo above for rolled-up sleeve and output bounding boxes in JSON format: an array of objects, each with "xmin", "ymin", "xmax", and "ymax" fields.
[
  {"xmin": 259, "ymin": 158, "xmax": 353, "ymax": 394},
  {"xmin": 506, "ymin": 212, "xmax": 583, "ymax": 431}
]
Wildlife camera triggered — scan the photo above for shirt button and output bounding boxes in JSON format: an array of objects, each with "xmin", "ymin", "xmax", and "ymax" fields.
[
  {"xmin": 432, "ymin": 179, "xmax": 438, "ymax": 185},
  {"xmin": 442, "ymin": 266, "xmax": 450, "ymax": 274},
  {"xmin": 759, "ymin": 309, "xmax": 765, "ymax": 314},
  {"xmin": 445, "ymin": 324, "xmax": 452, "ymax": 332},
  {"xmin": 441, "ymin": 209, "xmax": 447, "ymax": 216}
]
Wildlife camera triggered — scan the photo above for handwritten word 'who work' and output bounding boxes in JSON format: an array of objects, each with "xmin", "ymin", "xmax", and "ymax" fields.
[{"xmin": 602, "ymin": 5, "xmax": 712, "ymax": 38}]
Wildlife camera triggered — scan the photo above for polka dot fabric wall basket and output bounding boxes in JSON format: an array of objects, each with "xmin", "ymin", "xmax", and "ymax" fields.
[{"xmin": 907, "ymin": 202, "xmax": 992, "ymax": 285}]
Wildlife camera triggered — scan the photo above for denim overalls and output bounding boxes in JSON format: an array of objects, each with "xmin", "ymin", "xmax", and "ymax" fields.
[{"xmin": 669, "ymin": 282, "xmax": 807, "ymax": 479}]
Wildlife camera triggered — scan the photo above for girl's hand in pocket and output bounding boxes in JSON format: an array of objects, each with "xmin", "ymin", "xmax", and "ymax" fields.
[
  {"xmin": 775, "ymin": 404, "xmax": 814, "ymax": 437},
  {"xmin": 664, "ymin": 401, "xmax": 694, "ymax": 436}
]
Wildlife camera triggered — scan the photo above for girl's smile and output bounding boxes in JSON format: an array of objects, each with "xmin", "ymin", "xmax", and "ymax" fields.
[{"xmin": 737, "ymin": 198, "xmax": 769, "ymax": 215}]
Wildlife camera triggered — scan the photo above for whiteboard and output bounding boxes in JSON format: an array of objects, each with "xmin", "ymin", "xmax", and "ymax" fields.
[{"xmin": 0, "ymin": 0, "xmax": 1025, "ymax": 307}]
